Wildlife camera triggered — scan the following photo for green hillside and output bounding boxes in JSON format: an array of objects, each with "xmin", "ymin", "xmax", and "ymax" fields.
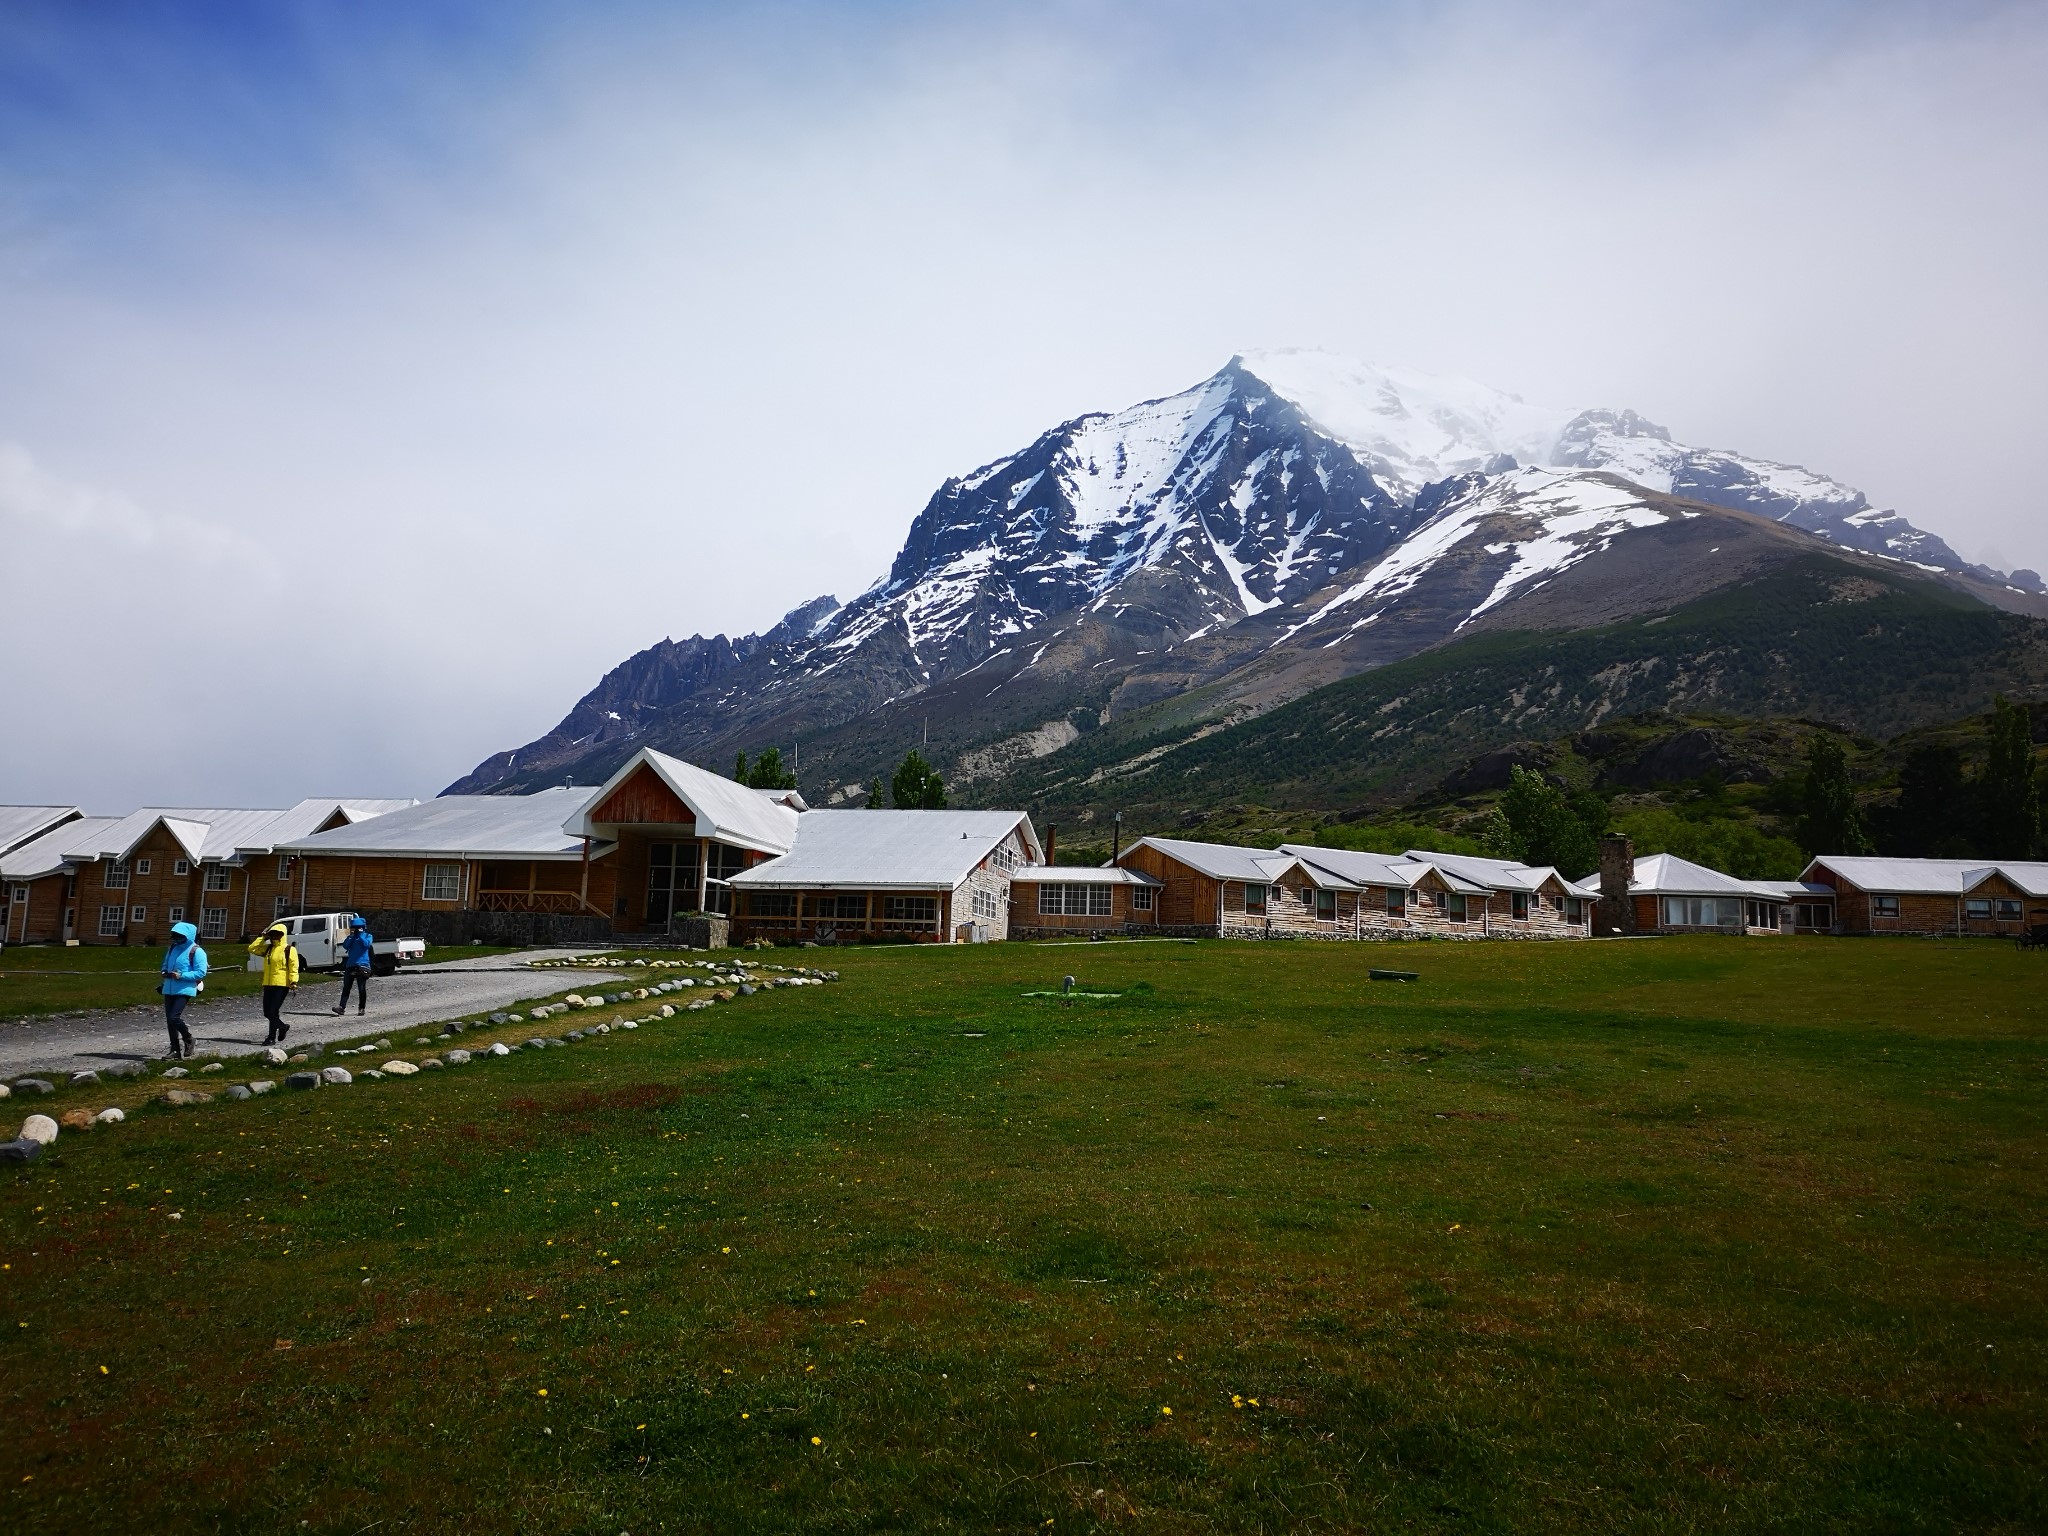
[{"xmin": 982, "ymin": 555, "xmax": 2048, "ymax": 832}]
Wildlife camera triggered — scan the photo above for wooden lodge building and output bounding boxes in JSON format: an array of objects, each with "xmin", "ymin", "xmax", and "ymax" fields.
[
  {"xmin": 1, "ymin": 800, "xmax": 413, "ymax": 946},
  {"xmin": 1798, "ymin": 856, "xmax": 2048, "ymax": 937}
]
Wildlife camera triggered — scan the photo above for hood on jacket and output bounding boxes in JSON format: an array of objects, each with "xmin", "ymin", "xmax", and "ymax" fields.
[
  {"xmin": 349, "ymin": 916, "xmax": 368, "ymax": 928},
  {"xmin": 265, "ymin": 923, "xmax": 287, "ymax": 937},
  {"xmin": 170, "ymin": 921, "xmax": 199, "ymax": 943}
]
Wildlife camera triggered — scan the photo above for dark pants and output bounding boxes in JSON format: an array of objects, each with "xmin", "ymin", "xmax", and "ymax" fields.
[
  {"xmin": 338, "ymin": 966, "xmax": 370, "ymax": 1013},
  {"xmin": 262, "ymin": 985, "xmax": 290, "ymax": 1043},
  {"xmin": 163, "ymin": 993, "xmax": 194, "ymax": 1056}
]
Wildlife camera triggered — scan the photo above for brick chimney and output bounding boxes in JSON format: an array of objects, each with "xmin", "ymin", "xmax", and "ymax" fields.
[{"xmin": 1598, "ymin": 833, "xmax": 1636, "ymax": 936}]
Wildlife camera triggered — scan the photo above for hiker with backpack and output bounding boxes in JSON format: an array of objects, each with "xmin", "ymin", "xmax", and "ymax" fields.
[
  {"xmin": 159, "ymin": 920, "xmax": 208, "ymax": 1060},
  {"xmin": 332, "ymin": 915, "xmax": 373, "ymax": 1017},
  {"xmin": 248, "ymin": 921, "xmax": 300, "ymax": 1045}
]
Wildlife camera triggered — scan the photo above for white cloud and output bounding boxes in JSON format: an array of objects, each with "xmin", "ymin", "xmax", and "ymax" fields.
[{"xmin": 1, "ymin": 0, "xmax": 2043, "ymax": 806}]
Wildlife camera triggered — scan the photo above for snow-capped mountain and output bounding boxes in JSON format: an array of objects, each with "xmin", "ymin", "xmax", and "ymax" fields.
[{"xmin": 451, "ymin": 352, "xmax": 2039, "ymax": 798}]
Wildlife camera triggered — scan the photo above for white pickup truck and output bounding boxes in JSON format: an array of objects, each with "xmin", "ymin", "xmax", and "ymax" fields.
[{"xmin": 249, "ymin": 912, "xmax": 427, "ymax": 976}]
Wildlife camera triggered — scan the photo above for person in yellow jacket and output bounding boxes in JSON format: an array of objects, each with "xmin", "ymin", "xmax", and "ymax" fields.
[{"xmin": 247, "ymin": 923, "xmax": 300, "ymax": 1045}]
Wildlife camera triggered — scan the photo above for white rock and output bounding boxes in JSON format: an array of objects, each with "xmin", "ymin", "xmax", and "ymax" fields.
[
  {"xmin": 445, "ymin": 1049, "xmax": 472, "ymax": 1065},
  {"xmin": 248, "ymin": 1080, "xmax": 276, "ymax": 1095},
  {"xmin": 564, "ymin": 994, "xmax": 584, "ymax": 1006},
  {"xmin": 360, "ymin": 1069, "xmax": 385, "ymax": 1080},
  {"xmin": 421, "ymin": 1058, "xmax": 444, "ymax": 1070},
  {"xmin": 319, "ymin": 1067, "xmax": 353, "ymax": 1086},
  {"xmin": 95, "ymin": 1106, "xmax": 125, "ymax": 1124},
  {"xmin": 19, "ymin": 1114, "xmax": 58, "ymax": 1147},
  {"xmin": 162, "ymin": 1066, "xmax": 189, "ymax": 1079},
  {"xmin": 489, "ymin": 1042, "xmax": 511, "ymax": 1057},
  {"xmin": 199, "ymin": 1062, "xmax": 224, "ymax": 1074},
  {"xmin": 507, "ymin": 1014, "xmax": 524, "ymax": 1024},
  {"xmin": 618, "ymin": 1020, "xmax": 638, "ymax": 1030},
  {"xmin": 261, "ymin": 1047, "xmax": 288, "ymax": 1066},
  {"xmin": 659, "ymin": 1004, "xmax": 674, "ymax": 1018},
  {"xmin": 383, "ymin": 1060, "xmax": 419, "ymax": 1076}
]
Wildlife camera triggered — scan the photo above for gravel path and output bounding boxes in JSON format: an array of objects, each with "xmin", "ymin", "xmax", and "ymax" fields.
[{"xmin": 0, "ymin": 949, "xmax": 624, "ymax": 1080}]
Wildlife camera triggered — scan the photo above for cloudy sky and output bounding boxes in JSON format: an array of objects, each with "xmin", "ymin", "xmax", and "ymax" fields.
[{"xmin": 4, "ymin": 0, "xmax": 2045, "ymax": 809}]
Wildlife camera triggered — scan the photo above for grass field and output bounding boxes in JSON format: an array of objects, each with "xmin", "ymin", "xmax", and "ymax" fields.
[
  {"xmin": 3, "ymin": 936, "xmax": 2043, "ymax": 1532},
  {"xmin": 0, "ymin": 942, "xmax": 528, "ymax": 1021}
]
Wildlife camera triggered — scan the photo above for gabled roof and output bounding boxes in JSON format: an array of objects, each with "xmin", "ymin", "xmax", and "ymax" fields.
[
  {"xmin": 1281, "ymin": 844, "xmax": 1432, "ymax": 890},
  {"xmin": 1009, "ymin": 864, "xmax": 1160, "ymax": 885},
  {"xmin": 236, "ymin": 797, "xmax": 418, "ymax": 852},
  {"xmin": 0, "ymin": 806, "xmax": 82, "ymax": 857},
  {"xmin": 1126, "ymin": 836, "xmax": 1296, "ymax": 884},
  {"xmin": 731, "ymin": 809, "xmax": 1038, "ymax": 890},
  {"xmin": 1403, "ymin": 849, "xmax": 1602, "ymax": 900},
  {"xmin": 568, "ymin": 748, "xmax": 803, "ymax": 856},
  {"xmin": 1803, "ymin": 856, "xmax": 2048, "ymax": 898},
  {"xmin": 67, "ymin": 807, "xmax": 298, "ymax": 865},
  {"xmin": 285, "ymin": 787, "xmax": 603, "ymax": 860},
  {"xmin": 0, "ymin": 816, "xmax": 121, "ymax": 882},
  {"xmin": 1630, "ymin": 853, "xmax": 1786, "ymax": 902}
]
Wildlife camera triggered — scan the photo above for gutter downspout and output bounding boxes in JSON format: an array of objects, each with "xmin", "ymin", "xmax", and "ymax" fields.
[{"xmin": 298, "ymin": 857, "xmax": 307, "ymax": 916}]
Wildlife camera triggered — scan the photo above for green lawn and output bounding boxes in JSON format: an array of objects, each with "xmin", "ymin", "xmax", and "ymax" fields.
[
  {"xmin": 3, "ymin": 937, "xmax": 2043, "ymax": 1532},
  {"xmin": 0, "ymin": 942, "xmax": 528, "ymax": 1021}
]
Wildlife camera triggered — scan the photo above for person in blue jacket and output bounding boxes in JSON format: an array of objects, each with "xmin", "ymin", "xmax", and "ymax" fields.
[
  {"xmin": 159, "ymin": 920, "xmax": 208, "ymax": 1059},
  {"xmin": 332, "ymin": 915, "xmax": 374, "ymax": 1016}
]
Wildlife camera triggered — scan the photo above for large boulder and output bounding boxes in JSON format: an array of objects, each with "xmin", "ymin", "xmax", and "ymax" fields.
[
  {"xmin": 95, "ymin": 1107, "xmax": 126, "ymax": 1124},
  {"xmin": 19, "ymin": 1114, "xmax": 60, "ymax": 1146},
  {"xmin": 319, "ymin": 1067, "xmax": 353, "ymax": 1086},
  {"xmin": 285, "ymin": 1072, "xmax": 323, "ymax": 1091},
  {"xmin": 382, "ymin": 1061, "xmax": 419, "ymax": 1077},
  {"xmin": 261, "ymin": 1047, "xmax": 289, "ymax": 1067},
  {"xmin": 0, "ymin": 1138, "xmax": 40, "ymax": 1163},
  {"xmin": 12, "ymin": 1078, "xmax": 54, "ymax": 1096},
  {"xmin": 159, "ymin": 1089, "xmax": 212, "ymax": 1107}
]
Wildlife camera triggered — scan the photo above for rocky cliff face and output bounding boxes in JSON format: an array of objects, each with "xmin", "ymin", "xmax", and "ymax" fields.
[{"xmin": 450, "ymin": 351, "xmax": 2043, "ymax": 799}]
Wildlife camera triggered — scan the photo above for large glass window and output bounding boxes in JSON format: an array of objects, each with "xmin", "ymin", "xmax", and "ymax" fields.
[
  {"xmin": 1131, "ymin": 886, "xmax": 1153, "ymax": 911},
  {"xmin": 421, "ymin": 864, "xmax": 462, "ymax": 902},
  {"xmin": 807, "ymin": 893, "xmax": 868, "ymax": 921},
  {"xmin": 1385, "ymin": 887, "xmax": 1405, "ymax": 913},
  {"xmin": 1243, "ymin": 883, "xmax": 1267, "ymax": 914},
  {"xmin": 645, "ymin": 842, "xmax": 701, "ymax": 925},
  {"xmin": 1038, "ymin": 884, "xmax": 1112, "ymax": 916},
  {"xmin": 201, "ymin": 907, "xmax": 228, "ymax": 939},
  {"xmin": 1316, "ymin": 890, "xmax": 1337, "ymax": 921},
  {"xmin": 1965, "ymin": 898, "xmax": 1993, "ymax": 919},
  {"xmin": 99, "ymin": 905, "xmax": 124, "ymax": 936},
  {"xmin": 104, "ymin": 860, "xmax": 130, "ymax": 890},
  {"xmin": 1872, "ymin": 895, "xmax": 1900, "ymax": 918},
  {"xmin": 747, "ymin": 891, "xmax": 796, "ymax": 917},
  {"xmin": 203, "ymin": 864, "xmax": 232, "ymax": 892}
]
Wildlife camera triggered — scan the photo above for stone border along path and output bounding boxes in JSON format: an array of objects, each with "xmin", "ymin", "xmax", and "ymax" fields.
[{"xmin": 0, "ymin": 954, "xmax": 840, "ymax": 1163}]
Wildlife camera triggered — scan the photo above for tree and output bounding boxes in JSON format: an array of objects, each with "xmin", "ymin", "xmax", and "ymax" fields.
[
  {"xmin": 890, "ymin": 750, "xmax": 946, "ymax": 810},
  {"xmin": 866, "ymin": 777, "xmax": 887, "ymax": 809},
  {"xmin": 1481, "ymin": 766, "xmax": 1603, "ymax": 875},
  {"xmin": 743, "ymin": 746, "xmax": 797, "ymax": 791},
  {"xmin": 1976, "ymin": 696, "xmax": 2041, "ymax": 858},
  {"xmin": 732, "ymin": 750, "xmax": 750, "ymax": 783},
  {"xmin": 1798, "ymin": 734, "xmax": 1873, "ymax": 856},
  {"xmin": 1879, "ymin": 742, "xmax": 1965, "ymax": 857}
]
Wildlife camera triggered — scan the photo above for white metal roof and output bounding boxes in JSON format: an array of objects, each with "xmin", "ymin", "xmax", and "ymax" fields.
[
  {"xmin": 568, "ymin": 748, "xmax": 803, "ymax": 856},
  {"xmin": 0, "ymin": 816, "xmax": 121, "ymax": 882},
  {"xmin": 1010, "ymin": 864, "xmax": 1161, "ymax": 885},
  {"xmin": 1760, "ymin": 880, "xmax": 1835, "ymax": 898},
  {"xmin": 1803, "ymin": 856, "xmax": 2048, "ymax": 898},
  {"xmin": 731, "ymin": 809, "xmax": 1038, "ymax": 891},
  {"xmin": 1630, "ymin": 853, "xmax": 1787, "ymax": 902},
  {"xmin": 0, "ymin": 806, "xmax": 81, "ymax": 857},
  {"xmin": 1126, "ymin": 836, "xmax": 1297, "ymax": 883},
  {"xmin": 1281, "ymin": 844, "xmax": 1432, "ymax": 890},
  {"xmin": 284, "ymin": 787, "xmax": 604, "ymax": 860},
  {"xmin": 231, "ymin": 797, "xmax": 418, "ymax": 853},
  {"xmin": 65, "ymin": 807, "xmax": 301, "ymax": 865}
]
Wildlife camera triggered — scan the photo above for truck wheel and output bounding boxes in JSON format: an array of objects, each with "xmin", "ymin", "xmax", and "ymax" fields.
[{"xmin": 372, "ymin": 959, "xmax": 396, "ymax": 977}]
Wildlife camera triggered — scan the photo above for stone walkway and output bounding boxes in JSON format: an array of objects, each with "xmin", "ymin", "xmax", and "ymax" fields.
[{"xmin": 0, "ymin": 949, "xmax": 625, "ymax": 1080}]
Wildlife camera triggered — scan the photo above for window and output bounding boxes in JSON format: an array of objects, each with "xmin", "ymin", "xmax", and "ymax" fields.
[
  {"xmin": 1565, "ymin": 897, "xmax": 1585, "ymax": 923},
  {"xmin": 1243, "ymin": 883, "xmax": 1267, "ymax": 914},
  {"xmin": 274, "ymin": 896, "xmax": 291, "ymax": 919},
  {"xmin": 421, "ymin": 863, "xmax": 462, "ymax": 902},
  {"xmin": 1131, "ymin": 886, "xmax": 1153, "ymax": 911},
  {"xmin": 644, "ymin": 841, "xmax": 703, "ymax": 925},
  {"xmin": 971, "ymin": 887, "xmax": 1000, "ymax": 920},
  {"xmin": 135, "ymin": 858, "xmax": 152, "ymax": 876},
  {"xmin": 9, "ymin": 885, "xmax": 24, "ymax": 905},
  {"xmin": 1385, "ymin": 887, "xmax": 1406, "ymax": 913},
  {"xmin": 1872, "ymin": 895, "xmax": 1900, "ymax": 919},
  {"xmin": 173, "ymin": 859, "xmax": 189, "ymax": 876},
  {"xmin": 991, "ymin": 844, "xmax": 1019, "ymax": 873},
  {"xmin": 204, "ymin": 865, "xmax": 232, "ymax": 892},
  {"xmin": 1511, "ymin": 892, "xmax": 1530, "ymax": 920},
  {"xmin": 748, "ymin": 892, "xmax": 797, "ymax": 917},
  {"xmin": 130, "ymin": 905, "xmax": 147, "ymax": 924},
  {"xmin": 883, "ymin": 895, "xmax": 938, "ymax": 924},
  {"xmin": 104, "ymin": 859, "xmax": 130, "ymax": 890},
  {"xmin": 1316, "ymin": 889, "xmax": 1337, "ymax": 921},
  {"xmin": 1794, "ymin": 901, "xmax": 1833, "ymax": 930},
  {"xmin": 807, "ymin": 893, "xmax": 868, "ymax": 921},
  {"xmin": 300, "ymin": 915, "xmax": 329, "ymax": 933},
  {"xmin": 1965, "ymin": 897, "xmax": 1992, "ymax": 920},
  {"xmin": 1036, "ymin": 883, "xmax": 1110, "ymax": 916},
  {"xmin": 1661, "ymin": 897, "xmax": 1744, "ymax": 928},
  {"xmin": 1996, "ymin": 898, "xmax": 2022, "ymax": 920},
  {"xmin": 99, "ymin": 905, "xmax": 125, "ymax": 936},
  {"xmin": 277, "ymin": 856, "xmax": 293, "ymax": 881},
  {"xmin": 1445, "ymin": 893, "xmax": 1468, "ymax": 920},
  {"xmin": 1299, "ymin": 885, "xmax": 1314, "ymax": 905},
  {"xmin": 167, "ymin": 905, "xmax": 185, "ymax": 925},
  {"xmin": 201, "ymin": 907, "xmax": 228, "ymax": 939}
]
